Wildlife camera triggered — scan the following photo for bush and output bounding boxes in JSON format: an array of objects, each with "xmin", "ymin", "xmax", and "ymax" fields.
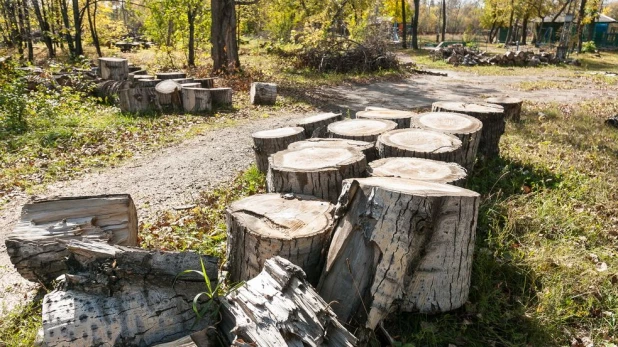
[
  {"xmin": 581, "ymin": 40, "xmax": 597, "ymax": 53},
  {"xmin": 0, "ymin": 57, "xmax": 28, "ymax": 135}
]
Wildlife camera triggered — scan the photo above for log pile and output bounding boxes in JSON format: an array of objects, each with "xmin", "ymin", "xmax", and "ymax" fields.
[
  {"xmin": 432, "ymin": 45, "xmax": 580, "ymax": 67},
  {"xmin": 376, "ymin": 128, "xmax": 464, "ymax": 165},
  {"xmin": 252, "ymin": 127, "xmax": 306, "ymax": 174}
]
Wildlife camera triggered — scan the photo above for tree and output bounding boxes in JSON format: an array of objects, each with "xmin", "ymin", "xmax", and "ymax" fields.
[
  {"xmin": 401, "ymin": 0, "xmax": 407, "ymax": 48},
  {"xmin": 441, "ymin": 0, "xmax": 445, "ymax": 41},
  {"xmin": 411, "ymin": 0, "xmax": 420, "ymax": 48}
]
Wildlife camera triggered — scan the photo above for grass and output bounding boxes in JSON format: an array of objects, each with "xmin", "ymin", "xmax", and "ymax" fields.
[{"xmin": 0, "ymin": 299, "xmax": 42, "ymax": 346}]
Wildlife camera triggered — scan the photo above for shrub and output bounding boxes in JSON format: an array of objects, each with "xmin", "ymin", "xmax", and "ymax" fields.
[{"xmin": 581, "ymin": 40, "xmax": 597, "ymax": 53}]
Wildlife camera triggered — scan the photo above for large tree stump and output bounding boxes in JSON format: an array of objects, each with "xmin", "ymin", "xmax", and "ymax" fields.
[
  {"xmin": 127, "ymin": 69, "xmax": 148, "ymax": 82},
  {"xmin": 411, "ymin": 112, "xmax": 483, "ymax": 171},
  {"xmin": 355, "ymin": 110, "xmax": 416, "ymax": 129},
  {"xmin": 288, "ymin": 138, "xmax": 376, "ymax": 162},
  {"xmin": 266, "ymin": 147, "xmax": 366, "ymax": 203},
  {"xmin": 173, "ymin": 78, "xmax": 196, "ymax": 85},
  {"xmin": 208, "ymin": 87, "xmax": 233, "ymax": 106},
  {"xmin": 98, "ymin": 57, "xmax": 129, "ymax": 80},
  {"xmin": 376, "ymin": 129, "xmax": 463, "ymax": 165},
  {"xmin": 252, "ymin": 127, "xmax": 306, "ymax": 174},
  {"xmin": 226, "ymin": 193, "xmax": 334, "ymax": 285},
  {"xmin": 42, "ymin": 240, "xmax": 218, "ymax": 347},
  {"xmin": 137, "ymin": 78, "xmax": 161, "ymax": 87},
  {"xmin": 368, "ymin": 157, "xmax": 467, "ymax": 186},
  {"xmin": 119, "ymin": 87, "xmax": 160, "ymax": 113},
  {"xmin": 328, "ymin": 119, "xmax": 397, "ymax": 143},
  {"xmin": 195, "ymin": 78, "xmax": 215, "ymax": 88},
  {"xmin": 156, "ymin": 80, "xmax": 183, "ymax": 109},
  {"xmin": 219, "ymin": 257, "xmax": 357, "ymax": 346},
  {"xmin": 296, "ymin": 112, "xmax": 343, "ymax": 138},
  {"xmin": 93, "ymin": 80, "xmax": 131, "ymax": 101},
  {"xmin": 432, "ymin": 101, "xmax": 505, "ymax": 157},
  {"xmin": 485, "ymin": 96, "xmax": 523, "ymax": 122},
  {"xmin": 180, "ymin": 82, "xmax": 202, "ymax": 88},
  {"xmin": 156, "ymin": 72, "xmax": 187, "ymax": 80},
  {"xmin": 250, "ymin": 82, "xmax": 277, "ymax": 105},
  {"xmin": 5, "ymin": 195, "xmax": 138, "ymax": 285},
  {"xmin": 318, "ymin": 178, "xmax": 480, "ymax": 329},
  {"xmin": 182, "ymin": 87, "xmax": 212, "ymax": 113}
]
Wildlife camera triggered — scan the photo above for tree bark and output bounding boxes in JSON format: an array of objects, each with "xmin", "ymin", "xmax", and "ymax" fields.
[
  {"xmin": 182, "ymin": 87, "xmax": 212, "ymax": 113},
  {"xmin": 20, "ymin": 0, "xmax": 33, "ymax": 61},
  {"xmin": 208, "ymin": 87, "xmax": 232, "ymax": 106},
  {"xmin": 32, "ymin": 0, "xmax": 55, "ymax": 57},
  {"xmin": 211, "ymin": 0, "xmax": 240, "ymax": 72},
  {"xmin": 72, "ymin": 0, "xmax": 83, "ymax": 55},
  {"xmin": 368, "ymin": 157, "xmax": 467, "ymax": 186},
  {"xmin": 522, "ymin": 15, "xmax": 529, "ymax": 45},
  {"xmin": 296, "ymin": 112, "xmax": 343, "ymax": 138},
  {"xmin": 59, "ymin": 0, "xmax": 75, "ymax": 55},
  {"xmin": 288, "ymin": 138, "xmax": 376, "ymax": 162},
  {"xmin": 505, "ymin": 0, "xmax": 515, "ymax": 44},
  {"xmin": 441, "ymin": 0, "xmax": 446, "ymax": 41},
  {"xmin": 252, "ymin": 127, "xmax": 306, "ymax": 174},
  {"xmin": 412, "ymin": 0, "xmax": 420, "ymax": 49},
  {"xmin": 355, "ymin": 110, "xmax": 415, "ymax": 129},
  {"xmin": 250, "ymin": 82, "xmax": 277, "ymax": 105},
  {"xmin": 195, "ymin": 78, "xmax": 215, "ymax": 88},
  {"xmin": 188, "ymin": 9, "xmax": 196, "ymax": 67},
  {"xmin": 156, "ymin": 72, "xmax": 187, "ymax": 80},
  {"xmin": 155, "ymin": 79, "xmax": 183, "ymax": 109},
  {"xmin": 401, "ymin": 0, "xmax": 407, "ymax": 48},
  {"xmin": 119, "ymin": 87, "xmax": 160, "ymax": 113},
  {"xmin": 485, "ymin": 96, "xmax": 523, "ymax": 122},
  {"xmin": 98, "ymin": 57, "xmax": 129, "ymax": 80},
  {"xmin": 577, "ymin": 0, "xmax": 588, "ymax": 52},
  {"xmin": 328, "ymin": 119, "xmax": 397, "ymax": 143},
  {"xmin": 377, "ymin": 128, "xmax": 464, "ymax": 166},
  {"xmin": 86, "ymin": 0, "xmax": 101, "ymax": 57}
]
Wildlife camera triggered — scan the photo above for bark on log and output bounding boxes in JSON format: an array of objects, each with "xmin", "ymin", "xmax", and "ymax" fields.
[
  {"xmin": 180, "ymin": 82, "xmax": 202, "ymax": 88},
  {"xmin": 252, "ymin": 127, "xmax": 306, "ymax": 174},
  {"xmin": 376, "ymin": 129, "xmax": 463, "ymax": 165},
  {"xmin": 156, "ymin": 72, "xmax": 187, "ymax": 80},
  {"xmin": 355, "ymin": 110, "xmax": 416, "ymax": 129},
  {"xmin": 93, "ymin": 80, "xmax": 131, "ymax": 101},
  {"xmin": 431, "ymin": 101, "xmax": 505, "ymax": 157},
  {"xmin": 208, "ymin": 87, "xmax": 233, "ymax": 106},
  {"xmin": 137, "ymin": 79, "xmax": 162, "ymax": 87},
  {"xmin": 250, "ymin": 82, "xmax": 277, "ymax": 105},
  {"xmin": 182, "ymin": 88, "xmax": 212, "ymax": 113},
  {"xmin": 127, "ymin": 69, "xmax": 148, "ymax": 82},
  {"xmin": 484, "ymin": 96, "xmax": 523, "ymax": 122},
  {"xmin": 411, "ymin": 112, "xmax": 483, "ymax": 172},
  {"xmin": 219, "ymin": 257, "xmax": 357, "ymax": 347},
  {"xmin": 156, "ymin": 80, "xmax": 183, "ymax": 109},
  {"xmin": 266, "ymin": 147, "xmax": 366, "ymax": 204},
  {"xmin": 368, "ymin": 157, "xmax": 467, "ymax": 186},
  {"xmin": 42, "ymin": 240, "xmax": 218, "ymax": 347},
  {"xmin": 5, "ymin": 195, "xmax": 138, "ymax": 285},
  {"xmin": 98, "ymin": 57, "xmax": 129, "ymax": 81},
  {"xmin": 288, "ymin": 138, "xmax": 376, "ymax": 162},
  {"xmin": 119, "ymin": 87, "xmax": 160, "ymax": 113},
  {"xmin": 328, "ymin": 119, "xmax": 397, "ymax": 143},
  {"xmin": 194, "ymin": 78, "xmax": 215, "ymax": 88},
  {"xmin": 225, "ymin": 193, "xmax": 334, "ymax": 285},
  {"xmin": 318, "ymin": 178, "xmax": 480, "ymax": 329},
  {"xmin": 296, "ymin": 112, "xmax": 343, "ymax": 138},
  {"xmin": 173, "ymin": 78, "xmax": 196, "ymax": 85}
]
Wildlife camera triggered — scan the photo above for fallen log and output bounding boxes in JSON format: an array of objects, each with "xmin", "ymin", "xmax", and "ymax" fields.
[
  {"xmin": 296, "ymin": 112, "xmax": 343, "ymax": 138},
  {"xmin": 250, "ymin": 82, "xmax": 277, "ymax": 105},
  {"xmin": 288, "ymin": 138, "xmax": 376, "ymax": 162},
  {"xmin": 98, "ymin": 57, "xmax": 129, "ymax": 81},
  {"xmin": 252, "ymin": 127, "xmax": 306, "ymax": 174},
  {"xmin": 156, "ymin": 80, "xmax": 183, "ymax": 110},
  {"xmin": 182, "ymin": 88, "xmax": 212, "ymax": 113},
  {"xmin": 485, "ymin": 96, "xmax": 523, "ymax": 122},
  {"xmin": 355, "ymin": 110, "xmax": 416, "ymax": 129},
  {"xmin": 119, "ymin": 87, "xmax": 160, "ymax": 113},
  {"xmin": 328, "ymin": 119, "xmax": 397, "ymax": 143},
  {"xmin": 368, "ymin": 157, "xmax": 467, "ymax": 186},
  {"xmin": 376, "ymin": 128, "xmax": 463, "ymax": 165},
  {"xmin": 156, "ymin": 72, "xmax": 187, "ymax": 80},
  {"xmin": 208, "ymin": 87, "xmax": 233, "ymax": 106}
]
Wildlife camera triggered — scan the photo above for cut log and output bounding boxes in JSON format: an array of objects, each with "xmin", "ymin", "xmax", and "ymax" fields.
[
  {"xmin": 42, "ymin": 240, "xmax": 218, "ymax": 347},
  {"xmin": 127, "ymin": 69, "xmax": 148, "ymax": 82},
  {"xmin": 208, "ymin": 87, "xmax": 232, "ymax": 106},
  {"xmin": 376, "ymin": 129, "xmax": 463, "ymax": 165},
  {"xmin": 93, "ymin": 80, "xmax": 131, "ymax": 101},
  {"xmin": 152, "ymin": 328, "xmax": 218, "ymax": 347},
  {"xmin": 368, "ymin": 157, "xmax": 467, "ymax": 186},
  {"xmin": 250, "ymin": 82, "xmax": 277, "ymax": 105},
  {"xmin": 119, "ymin": 87, "xmax": 160, "ymax": 113},
  {"xmin": 252, "ymin": 127, "xmax": 306, "ymax": 174},
  {"xmin": 355, "ymin": 110, "xmax": 416, "ymax": 129},
  {"xmin": 288, "ymin": 138, "xmax": 376, "ymax": 162},
  {"xmin": 5, "ymin": 195, "xmax": 138, "ymax": 285},
  {"xmin": 226, "ymin": 193, "xmax": 334, "ymax": 285},
  {"xmin": 266, "ymin": 146, "xmax": 366, "ymax": 204},
  {"xmin": 432, "ymin": 101, "xmax": 505, "ymax": 157},
  {"xmin": 156, "ymin": 79, "xmax": 183, "ymax": 109},
  {"xmin": 182, "ymin": 88, "xmax": 212, "ymax": 113},
  {"xmin": 411, "ymin": 112, "xmax": 483, "ymax": 171},
  {"xmin": 219, "ymin": 257, "xmax": 357, "ymax": 347},
  {"xmin": 328, "ymin": 119, "xmax": 397, "ymax": 143},
  {"xmin": 485, "ymin": 96, "xmax": 523, "ymax": 122},
  {"xmin": 318, "ymin": 178, "xmax": 480, "ymax": 329},
  {"xmin": 98, "ymin": 57, "xmax": 129, "ymax": 80},
  {"xmin": 156, "ymin": 72, "xmax": 187, "ymax": 80},
  {"xmin": 181, "ymin": 82, "xmax": 202, "ymax": 88},
  {"xmin": 296, "ymin": 112, "xmax": 343, "ymax": 138},
  {"xmin": 194, "ymin": 78, "xmax": 215, "ymax": 88},
  {"xmin": 173, "ymin": 78, "xmax": 195, "ymax": 84},
  {"xmin": 137, "ymin": 78, "xmax": 162, "ymax": 87}
]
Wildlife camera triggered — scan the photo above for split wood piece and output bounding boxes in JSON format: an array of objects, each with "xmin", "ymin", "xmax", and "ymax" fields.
[
  {"xmin": 182, "ymin": 88, "xmax": 212, "ymax": 113},
  {"xmin": 156, "ymin": 79, "xmax": 183, "ymax": 108},
  {"xmin": 432, "ymin": 101, "xmax": 505, "ymax": 157},
  {"xmin": 173, "ymin": 77, "xmax": 196, "ymax": 84},
  {"xmin": 250, "ymin": 82, "xmax": 277, "ymax": 105},
  {"xmin": 368, "ymin": 157, "xmax": 467, "ymax": 186},
  {"xmin": 252, "ymin": 127, "xmax": 306, "ymax": 174},
  {"xmin": 296, "ymin": 112, "xmax": 343, "ymax": 138},
  {"xmin": 288, "ymin": 138, "xmax": 376, "ymax": 162},
  {"xmin": 226, "ymin": 193, "xmax": 334, "ymax": 285},
  {"xmin": 119, "ymin": 87, "xmax": 160, "ymax": 113},
  {"xmin": 195, "ymin": 78, "xmax": 215, "ymax": 88},
  {"xmin": 219, "ymin": 256, "xmax": 357, "ymax": 347},
  {"xmin": 266, "ymin": 146, "xmax": 366, "ymax": 204},
  {"xmin": 318, "ymin": 178, "xmax": 480, "ymax": 329},
  {"xmin": 356, "ymin": 110, "xmax": 416, "ymax": 129},
  {"xmin": 42, "ymin": 240, "xmax": 218, "ymax": 347},
  {"xmin": 98, "ymin": 57, "xmax": 129, "ymax": 80},
  {"xmin": 411, "ymin": 112, "xmax": 483, "ymax": 171},
  {"xmin": 5, "ymin": 195, "xmax": 138, "ymax": 285},
  {"xmin": 328, "ymin": 119, "xmax": 397, "ymax": 143},
  {"xmin": 376, "ymin": 129, "xmax": 463, "ymax": 165},
  {"xmin": 485, "ymin": 96, "xmax": 523, "ymax": 122},
  {"xmin": 156, "ymin": 71, "xmax": 187, "ymax": 80},
  {"xmin": 181, "ymin": 82, "xmax": 202, "ymax": 88},
  {"xmin": 137, "ymin": 78, "xmax": 161, "ymax": 87},
  {"xmin": 208, "ymin": 87, "xmax": 233, "ymax": 106}
]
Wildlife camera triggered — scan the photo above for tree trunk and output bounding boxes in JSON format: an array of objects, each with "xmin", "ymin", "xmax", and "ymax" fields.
[
  {"xmin": 368, "ymin": 157, "xmax": 467, "ymax": 186},
  {"xmin": 432, "ymin": 101, "xmax": 506, "ymax": 158},
  {"xmin": 401, "ymin": 0, "xmax": 407, "ymax": 48},
  {"xmin": 59, "ymin": 0, "xmax": 75, "ymax": 55},
  {"xmin": 296, "ymin": 112, "xmax": 343, "ymax": 138},
  {"xmin": 505, "ymin": 0, "xmax": 514, "ymax": 44},
  {"xmin": 32, "ymin": 0, "xmax": 55, "ymax": 57},
  {"xmin": 211, "ymin": 0, "xmax": 240, "ymax": 72},
  {"xmin": 155, "ymin": 79, "xmax": 183, "ymax": 109},
  {"xmin": 412, "ymin": 0, "xmax": 420, "ymax": 49},
  {"xmin": 137, "ymin": 79, "xmax": 162, "ymax": 87},
  {"xmin": 225, "ymin": 194, "xmax": 335, "ymax": 285},
  {"xmin": 485, "ymin": 96, "xmax": 523, "ymax": 122},
  {"xmin": 441, "ymin": 0, "xmax": 446, "ymax": 41},
  {"xmin": 220, "ymin": 257, "xmax": 357, "ymax": 346},
  {"xmin": 577, "ymin": 0, "xmax": 588, "ymax": 52},
  {"xmin": 328, "ymin": 119, "xmax": 397, "ymax": 143},
  {"xmin": 119, "ymin": 87, "xmax": 160, "ymax": 113},
  {"xmin": 181, "ymin": 82, "xmax": 202, "ymax": 88},
  {"xmin": 266, "ymin": 146, "xmax": 366, "ymax": 204},
  {"xmin": 522, "ymin": 15, "xmax": 529, "ymax": 45},
  {"xmin": 98, "ymin": 57, "xmax": 129, "ymax": 80},
  {"xmin": 252, "ymin": 127, "xmax": 305, "ymax": 174},
  {"xmin": 318, "ymin": 178, "xmax": 480, "ymax": 329},
  {"xmin": 195, "ymin": 77, "xmax": 215, "ymax": 88},
  {"xmin": 93, "ymin": 80, "xmax": 131, "ymax": 102},
  {"xmin": 72, "ymin": 0, "xmax": 83, "ymax": 55},
  {"xmin": 5, "ymin": 195, "xmax": 138, "ymax": 285},
  {"xmin": 288, "ymin": 138, "xmax": 376, "ymax": 162},
  {"xmin": 86, "ymin": 0, "xmax": 101, "ymax": 57},
  {"xmin": 376, "ymin": 129, "xmax": 463, "ymax": 166},
  {"xmin": 187, "ymin": 9, "xmax": 196, "ymax": 67},
  {"xmin": 250, "ymin": 82, "xmax": 277, "ymax": 105},
  {"xmin": 208, "ymin": 87, "xmax": 232, "ymax": 106},
  {"xmin": 21, "ymin": 0, "xmax": 33, "ymax": 61},
  {"xmin": 156, "ymin": 72, "xmax": 187, "ymax": 80},
  {"xmin": 182, "ymin": 87, "xmax": 212, "ymax": 113},
  {"xmin": 355, "ymin": 110, "xmax": 415, "ymax": 129}
]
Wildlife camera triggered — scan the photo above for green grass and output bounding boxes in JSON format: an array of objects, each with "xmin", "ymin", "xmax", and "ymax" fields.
[{"xmin": 0, "ymin": 300, "xmax": 42, "ymax": 346}]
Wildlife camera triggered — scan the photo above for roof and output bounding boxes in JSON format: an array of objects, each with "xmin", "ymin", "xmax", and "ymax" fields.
[{"xmin": 533, "ymin": 14, "xmax": 616, "ymax": 23}]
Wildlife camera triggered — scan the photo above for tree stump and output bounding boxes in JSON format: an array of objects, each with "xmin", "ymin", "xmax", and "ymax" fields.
[
  {"xmin": 368, "ymin": 157, "xmax": 467, "ymax": 186},
  {"xmin": 156, "ymin": 72, "xmax": 187, "ymax": 80},
  {"xmin": 355, "ymin": 110, "xmax": 416, "ymax": 129},
  {"xmin": 98, "ymin": 57, "xmax": 129, "ymax": 80},
  {"xmin": 208, "ymin": 87, "xmax": 233, "ymax": 106},
  {"xmin": 250, "ymin": 82, "xmax": 277, "ymax": 105},
  {"xmin": 296, "ymin": 112, "xmax": 343, "ymax": 138},
  {"xmin": 182, "ymin": 88, "xmax": 212, "ymax": 113},
  {"xmin": 195, "ymin": 78, "xmax": 215, "ymax": 88},
  {"xmin": 180, "ymin": 82, "xmax": 201, "ymax": 88},
  {"xmin": 219, "ymin": 257, "xmax": 357, "ymax": 346},
  {"xmin": 155, "ymin": 79, "xmax": 182, "ymax": 109},
  {"xmin": 252, "ymin": 127, "xmax": 306, "ymax": 174},
  {"xmin": 137, "ymin": 79, "xmax": 161, "ymax": 87},
  {"xmin": 266, "ymin": 147, "xmax": 366, "ymax": 204},
  {"xmin": 411, "ymin": 112, "xmax": 483, "ymax": 171},
  {"xmin": 432, "ymin": 101, "xmax": 505, "ymax": 157},
  {"xmin": 93, "ymin": 80, "xmax": 131, "ymax": 101},
  {"xmin": 172, "ymin": 77, "xmax": 195, "ymax": 84},
  {"xmin": 119, "ymin": 87, "xmax": 160, "ymax": 113},
  {"xmin": 127, "ymin": 69, "xmax": 148, "ymax": 82},
  {"xmin": 376, "ymin": 129, "xmax": 463, "ymax": 165},
  {"xmin": 288, "ymin": 138, "xmax": 376, "ymax": 162},
  {"xmin": 485, "ymin": 96, "xmax": 523, "ymax": 122},
  {"xmin": 225, "ymin": 193, "xmax": 334, "ymax": 285},
  {"xmin": 5, "ymin": 195, "xmax": 138, "ymax": 285},
  {"xmin": 318, "ymin": 178, "xmax": 480, "ymax": 329},
  {"xmin": 328, "ymin": 119, "xmax": 397, "ymax": 143}
]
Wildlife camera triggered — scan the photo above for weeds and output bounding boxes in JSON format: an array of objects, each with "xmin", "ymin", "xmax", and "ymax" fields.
[{"xmin": 0, "ymin": 300, "xmax": 42, "ymax": 346}]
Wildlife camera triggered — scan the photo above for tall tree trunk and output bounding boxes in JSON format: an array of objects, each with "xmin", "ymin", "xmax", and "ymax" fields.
[
  {"xmin": 166, "ymin": 19, "xmax": 173, "ymax": 47},
  {"xmin": 59, "ymin": 0, "xmax": 75, "ymax": 55},
  {"xmin": 32, "ymin": 0, "xmax": 55, "ymax": 57},
  {"xmin": 576, "ymin": 0, "xmax": 587, "ymax": 52},
  {"xmin": 15, "ymin": 0, "xmax": 24, "ymax": 58},
  {"xmin": 86, "ymin": 0, "xmax": 101, "ymax": 57},
  {"xmin": 211, "ymin": 0, "xmax": 240, "ymax": 72},
  {"xmin": 401, "ymin": 0, "xmax": 407, "ymax": 48},
  {"xmin": 72, "ymin": 0, "xmax": 83, "ymax": 55},
  {"xmin": 441, "ymin": 0, "xmax": 446, "ymax": 41},
  {"xmin": 504, "ymin": 0, "xmax": 514, "ymax": 44},
  {"xmin": 22, "ymin": 0, "xmax": 33, "ymax": 61},
  {"xmin": 522, "ymin": 15, "xmax": 529, "ymax": 45},
  {"xmin": 489, "ymin": 21, "xmax": 497, "ymax": 42},
  {"xmin": 412, "ymin": 0, "xmax": 419, "ymax": 49},
  {"xmin": 536, "ymin": 17, "xmax": 545, "ymax": 45},
  {"xmin": 187, "ymin": 9, "xmax": 196, "ymax": 66}
]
